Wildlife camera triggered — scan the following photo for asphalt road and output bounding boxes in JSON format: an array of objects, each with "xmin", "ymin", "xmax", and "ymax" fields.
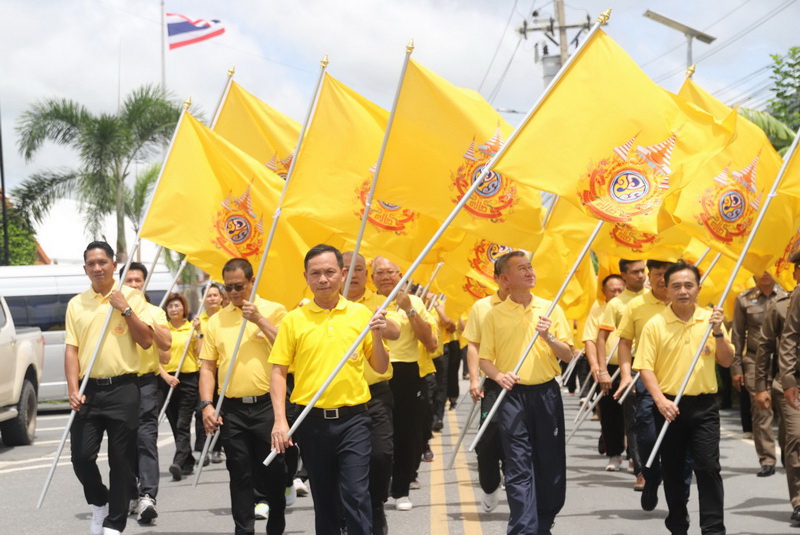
[{"xmin": 1, "ymin": 382, "xmax": 795, "ymax": 534}]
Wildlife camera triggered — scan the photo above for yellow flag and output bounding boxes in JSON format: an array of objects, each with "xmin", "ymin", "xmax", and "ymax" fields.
[
  {"xmin": 492, "ymin": 29, "xmax": 734, "ymax": 234},
  {"xmin": 213, "ymin": 81, "xmax": 301, "ymax": 178},
  {"xmin": 671, "ymin": 77, "xmax": 794, "ymax": 276},
  {"xmin": 140, "ymin": 113, "xmax": 317, "ymax": 308},
  {"xmin": 281, "ymin": 73, "xmax": 459, "ymax": 264},
  {"xmin": 375, "ymin": 59, "xmax": 544, "ymax": 251}
]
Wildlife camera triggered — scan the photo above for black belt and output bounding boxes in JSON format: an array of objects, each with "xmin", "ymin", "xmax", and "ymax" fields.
[
  {"xmin": 300, "ymin": 403, "xmax": 368, "ymax": 420},
  {"xmin": 86, "ymin": 373, "xmax": 138, "ymax": 387},
  {"xmin": 225, "ymin": 393, "xmax": 270, "ymax": 406}
]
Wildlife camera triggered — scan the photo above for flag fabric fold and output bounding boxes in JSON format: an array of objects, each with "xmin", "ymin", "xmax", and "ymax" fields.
[{"xmin": 166, "ymin": 13, "xmax": 225, "ymax": 50}]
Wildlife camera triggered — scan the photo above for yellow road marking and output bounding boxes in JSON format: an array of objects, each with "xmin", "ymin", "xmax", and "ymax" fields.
[
  {"xmin": 429, "ymin": 425, "xmax": 449, "ymax": 533},
  {"xmin": 448, "ymin": 405, "xmax": 484, "ymax": 535}
]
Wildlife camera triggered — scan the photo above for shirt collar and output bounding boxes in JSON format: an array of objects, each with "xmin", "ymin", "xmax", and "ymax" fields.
[
  {"xmin": 91, "ymin": 280, "xmax": 120, "ymax": 300},
  {"xmin": 306, "ymin": 295, "xmax": 348, "ymax": 313},
  {"xmin": 490, "ymin": 293, "xmax": 504, "ymax": 306},
  {"xmin": 664, "ymin": 304, "xmax": 705, "ymax": 325}
]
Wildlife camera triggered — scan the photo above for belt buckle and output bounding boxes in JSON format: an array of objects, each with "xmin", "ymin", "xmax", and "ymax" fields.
[
  {"xmin": 323, "ymin": 408, "xmax": 339, "ymax": 419},
  {"xmin": 242, "ymin": 396, "xmax": 257, "ymax": 404},
  {"xmin": 96, "ymin": 377, "xmax": 112, "ymax": 386}
]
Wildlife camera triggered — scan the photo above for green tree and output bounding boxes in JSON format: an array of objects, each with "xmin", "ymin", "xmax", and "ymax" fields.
[
  {"xmin": 738, "ymin": 107, "xmax": 795, "ymax": 155},
  {"xmin": 768, "ymin": 46, "xmax": 800, "ymax": 137},
  {"xmin": 0, "ymin": 200, "xmax": 38, "ymax": 265},
  {"xmin": 13, "ymin": 85, "xmax": 181, "ymax": 262}
]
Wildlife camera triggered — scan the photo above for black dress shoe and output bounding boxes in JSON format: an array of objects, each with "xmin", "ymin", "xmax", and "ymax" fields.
[
  {"xmin": 757, "ymin": 464, "xmax": 776, "ymax": 477},
  {"xmin": 641, "ymin": 480, "xmax": 658, "ymax": 511},
  {"xmin": 791, "ymin": 505, "xmax": 800, "ymax": 523}
]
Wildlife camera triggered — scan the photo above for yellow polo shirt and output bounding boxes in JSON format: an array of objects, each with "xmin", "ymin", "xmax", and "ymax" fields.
[
  {"xmin": 353, "ymin": 289, "xmax": 393, "ymax": 384},
  {"xmin": 418, "ymin": 312, "xmax": 440, "ymax": 377},
  {"xmin": 65, "ymin": 281, "xmax": 152, "ymax": 379},
  {"xmin": 138, "ymin": 304, "xmax": 168, "ymax": 376},
  {"xmin": 582, "ymin": 300, "xmax": 619, "ymax": 363},
  {"xmin": 385, "ymin": 294, "xmax": 437, "ymax": 364},
  {"xmin": 200, "ymin": 296, "xmax": 286, "ymax": 398},
  {"xmin": 599, "ymin": 288, "xmax": 644, "ymax": 331},
  {"xmin": 166, "ymin": 320, "xmax": 199, "ymax": 374},
  {"xmin": 479, "ymin": 294, "xmax": 573, "ymax": 385},
  {"xmin": 270, "ymin": 296, "xmax": 388, "ymax": 408},
  {"xmin": 617, "ymin": 290, "xmax": 667, "ymax": 348},
  {"xmin": 196, "ymin": 310, "xmax": 212, "ymax": 333},
  {"xmin": 464, "ymin": 294, "xmax": 504, "ymax": 344},
  {"xmin": 634, "ymin": 305, "xmax": 727, "ymax": 396}
]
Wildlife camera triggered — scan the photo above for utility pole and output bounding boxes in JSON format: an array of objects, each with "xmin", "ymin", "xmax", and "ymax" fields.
[
  {"xmin": 643, "ymin": 10, "xmax": 715, "ymax": 69},
  {"xmin": 517, "ymin": 0, "xmax": 594, "ymax": 86}
]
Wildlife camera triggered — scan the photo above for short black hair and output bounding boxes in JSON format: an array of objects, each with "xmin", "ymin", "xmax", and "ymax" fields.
[
  {"xmin": 122, "ymin": 261, "xmax": 148, "ymax": 280},
  {"xmin": 602, "ymin": 274, "xmax": 625, "ymax": 289},
  {"xmin": 223, "ymin": 258, "xmax": 254, "ymax": 280},
  {"xmin": 646, "ymin": 259, "xmax": 673, "ymax": 271},
  {"xmin": 790, "ymin": 250, "xmax": 800, "ymax": 265},
  {"xmin": 84, "ymin": 241, "xmax": 114, "ymax": 262},
  {"xmin": 494, "ymin": 250, "xmax": 527, "ymax": 277},
  {"xmin": 618, "ymin": 258, "xmax": 644, "ymax": 274},
  {"xmin": 665, "ymin": 260, "xmax": 701, "ymax": 285},
  {"xmin": 304, "ymin": 244, "xmax": 344, "ymax": 271}
]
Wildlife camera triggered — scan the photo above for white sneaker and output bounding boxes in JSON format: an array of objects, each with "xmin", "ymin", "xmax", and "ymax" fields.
[
  {"xmin": 605, "ymin": 455, "xmax": 623, "ymax": 472},
  {"xmin": 137, "ymin": 494, "xmax": 158, "ymax": 524},
  {"xmin": 480, "ymin": 489, "xmax": 499, "ymax": 513},
  {"xmin": 285, "ymin": 482, "xmax": 297, "ymax": 507},
  {"xmin": 254, "ymin": 502, "xmax": 270, "ymax": 520},
  {"xmin": 90, "ymin": 504, "xmax": 108, "ymax": 535},
  {"xmin": 395, "ymin": 496, "xmax": 413, "ymax": 511},
  {"xmin": 293, "ymin": 477, "xmax": 309, "ymax": 497},
  {"xmin": 103, "ymin": 529, "xmax": 121, "ymax": 535},
  {"xmin": 128, "ymin": 498, "xmax": 139, "ymax": 516}
]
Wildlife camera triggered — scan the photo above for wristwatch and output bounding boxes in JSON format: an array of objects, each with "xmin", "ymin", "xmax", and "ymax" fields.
[
  {"xmin": 546, "ymin": 332, "xmax": 556, "ymax": 343},
  {"xmin": 195, "ymin": 333, "xmax": 204, "ymax": 339},
  {"xmin": 121, "ymin": 307, "xmax": 133, "ymax": 318},
  {"xmin": 198, "ymin": 400, "xmax": 213, "ymax": 410},
  {"xmin": 406, "ymin": 308, "xmax": 417, "ymax": 319}
]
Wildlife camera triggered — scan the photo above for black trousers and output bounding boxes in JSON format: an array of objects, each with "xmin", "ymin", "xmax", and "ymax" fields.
[
  {"xmin": 445, "ymin": 340, "xmax": 461, "ymax": 399},
  {"xmin": 432, "ymin": 356, "xmax": 447, "ymax": 424},
  {"xmin": 297, "ymin": 409, "xmax": 373, "ymax": 535},
  {"xmin": 598, "ymin": 364, "xmax": 625, "ymax": 458},
  {"xmin": 368, "ymin": 382, "xmax": 394, "ymax": 535},
  {"xmin": 133, "ymin": 375, "xmax": 161, "ymax": 499},
  {"xmin": 389, "ymin": 362, "xmax": 424, "ymax": 498},
  {"xmin": 159, "ymin": 371, "xmax": 198, "ymax": 471},
  {"xmin": 195, "ymin": 389, "xmax": 223, "ymax": 454},
  {"xmin": 655, "ymin": 394, "xmax": 725, "ymax": 535},
  {"xmin": 71, "ymin": 378, "xmax": 139, "ymax": 532},
  {"xmin": 497, "ymin": 380, "xmax": 565, "ymax": 535},
  {"xmin": 220, "ymin": 396, "xmax": 286, "ymax": 535},
  {"xmin": 476, "ymin": 379, "xmax": 505, "ymax": 494}
]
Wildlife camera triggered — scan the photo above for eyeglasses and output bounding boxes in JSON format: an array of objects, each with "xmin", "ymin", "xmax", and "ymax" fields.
[{"xmin": 223, "ymin": 283, "xmax": 247, "ymax": 292}]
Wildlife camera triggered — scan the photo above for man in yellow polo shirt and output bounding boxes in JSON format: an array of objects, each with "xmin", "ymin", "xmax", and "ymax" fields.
[
  {"xmin": 464, "ymin": 261, "xmax": 510, "ymax": 514},
  {"xmin": 270, "ymin": 244, "xmax": 390, "ymax": 535},
  {"xmin": 66, "ymin": 241, "xmax": 155, "ymax": 535},
  {"xmin": 199, "ymin": 258, "xmax": 288, "ymax": 535},
  {"xmin": 479, "ymin": 251, "xmax": 574, "ymax": 535},
  {"xmin": 342, "ymin": 251, "xmax": 399, "ymax": 535},
  {"xmin": 635, "ymin": 261, "xmax": 733, "ymax": 535},
  {"xmin": 121, "ymin": 262, "xmax": 171, "ymax": 525},
  {"xmin": 372, "ymin": 256, "xmax": 437, "ymax": 512}
]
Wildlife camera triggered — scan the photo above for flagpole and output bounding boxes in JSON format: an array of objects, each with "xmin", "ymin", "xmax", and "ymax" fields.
[
  {"xmin": 210, "ymin": 66, "xmax": 236, "ymax": 129},
  {"xmin": 143, "ymin": 245, "xmax": 164, "ymax": 290},
  {"xmin": 647, "ymin": 127, "xmax": 800, "ymax": 468},
  {"xmin": 616, "ymin": 253, "xmax": 721, "ymax": 406},
  {"xmin": 160, "ymin": 0, "xmax": 166, "ymax": 91},
  {"xmin": 158, "ymin": 257, "xmax": 188, "ymax": 307},
  {"xmin": 37, "ymin": 99, "xmax": 193, "ymax": 508},
  {"xmin": 343, "ymin": 41, "xmax": 415, "ymax": 297},
  {"xmin": 158, "ymin": 280, "xmax": 214, "ymax": 424},
  {"xmin": 573, "ymin": 340, "xmax": 620, "ymax": 423},
  {"xmin": 560, "ymin": 348, "xmax": 584, "ymax": 385},
  {"xmin": 194, "ymin": 55, "xmax": 330, "ymax": 485},
  {"xmin": 446, "ymin": 392, "xmax": 481, "ymax": 470},
  {"xmin": 693, "ymin": 246, "xmax": 711, "ymax": 267},
  {"xmin": 421, "ymin": 262, "xmax": 444, "ymax": 298},
  {"xmin": 566, "ymin": 365, "xmax": 620, "ymax": 443}
]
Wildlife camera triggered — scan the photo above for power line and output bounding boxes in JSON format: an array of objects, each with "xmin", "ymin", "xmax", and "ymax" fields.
[
  {"xmin": 488, "ymin": 37, "xmax": 524, "ymax": 103},
  {"xmin": 711, "ymin": 65, "xmax": 771, "ymax": 97},
  {"xmin": 478, "ymin": 0, "xmax": 521, "ymax": 92}
]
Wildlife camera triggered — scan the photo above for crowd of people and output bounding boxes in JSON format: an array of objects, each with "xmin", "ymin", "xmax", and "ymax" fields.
[{"xmin": 62, "ymin": 239, "xmax": 800, "ymax": 535}]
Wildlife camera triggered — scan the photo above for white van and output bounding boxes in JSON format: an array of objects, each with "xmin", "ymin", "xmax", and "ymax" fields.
[{"xmin": 0, "ymin": 264, "xmax": 176, "ymax": 402}]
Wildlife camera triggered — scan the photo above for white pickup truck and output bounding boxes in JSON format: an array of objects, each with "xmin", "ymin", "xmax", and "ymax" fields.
[{"xmin": 0, "ymin": 294, "xmax": 44, "ymax": 446}]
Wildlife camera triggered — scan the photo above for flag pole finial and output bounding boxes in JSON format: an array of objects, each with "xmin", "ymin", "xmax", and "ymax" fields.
[
  {"xmin": 685, "ymin": 64, "xmax": 696, "ymax": 78},
  {"xmin": 321, "ymin": 54, "xmax": 329, "ymax": 68},
  {"xmin": 598, "ymin": 8, "xmax": 612, "ymax": 24},
  {"xmin": 227, "ymin": 65, "xmax": 236, "ymax": 78},
  {"xmin": 406, "ymin": 39, "xmax": 415, "ymax": 54},
  {"xmin": 183, "ymin": 97, "xmax": 192, "ymax": 110}
]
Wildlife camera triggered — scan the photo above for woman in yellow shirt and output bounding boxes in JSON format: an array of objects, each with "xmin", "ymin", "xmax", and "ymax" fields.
[{"xmin": 160, "ymin": 292, "xmax": 201, "ymax": 481}]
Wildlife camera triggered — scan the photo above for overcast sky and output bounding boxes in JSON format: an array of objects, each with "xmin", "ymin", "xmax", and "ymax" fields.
[{"xmin": 1, "ymin": 0, "xmax": 797, "ymax": 261}]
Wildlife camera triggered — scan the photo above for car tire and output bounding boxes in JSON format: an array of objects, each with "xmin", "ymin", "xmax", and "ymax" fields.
[{"xmin": 1, "ymin": 379, "xmax": 37, "ymax": 446}]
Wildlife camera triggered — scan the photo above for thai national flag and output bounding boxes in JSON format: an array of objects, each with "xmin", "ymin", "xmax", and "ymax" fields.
[{"xmin": 166, "ymin": 12, "xmax": 225, "ymax": 50}]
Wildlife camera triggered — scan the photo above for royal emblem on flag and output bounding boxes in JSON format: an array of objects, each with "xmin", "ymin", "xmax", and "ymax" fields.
[
  {"xmin": 463, "ymin": 275, "xmax": 493, "ymax": 300},
  {"xmin": 775, "ymin": 228, "xmax": 800, "ymax": 276},
  {"xmin": 211, "ymin": 186, "xmax": 264, "ymax": 259},
  {"xmin": 265, "ymin": 152, "xmax": 293, "ymax": 180},
  {"xmin": 609, "ymin": 224, "xmax": 658, "ymax": 253},
  {"xmin": 696, "ymin": 157, "xmax": 762, "ymax": 244},
  {"xmin": 579, "ymin": 134, "xmax": 675, "ymax": 223},
  {"xmin": 452, "ymin": 129, "xmax": 517, "ymax": 221},
  {"xmin": 468, "ymin": 239, "xmax": 514, "ymax": 280},
  {"xmin": 354, "ymin": 165, "xmax": 418, "ymax": 234}
]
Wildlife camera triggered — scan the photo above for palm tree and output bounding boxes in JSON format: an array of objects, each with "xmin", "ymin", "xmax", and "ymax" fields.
[
  {"xmin": 14, "ymin": 85, "xmax": 180, "ymax": 262},
  {"xmin": 738, "ymin": 107, "xmax": 796, "ymax": 155}
]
